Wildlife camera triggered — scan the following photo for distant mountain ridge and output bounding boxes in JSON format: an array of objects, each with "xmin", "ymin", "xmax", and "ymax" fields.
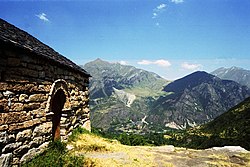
[
  {"xmin": 82, "ymin": 60, "xmax": 250, "ymax": 132},
  {"xmin": 149, "ymin": 71, "xmax": 250, "ymax": 129},
  {"xmin": 211, "ymin": 66, "xmax": 250, "ymax": 88},
  {"xmin": 83, "ymin": 58, "xmax": 168, "ymax": 99}
]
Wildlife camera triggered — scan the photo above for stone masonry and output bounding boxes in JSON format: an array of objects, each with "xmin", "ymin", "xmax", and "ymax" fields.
[{"xmin": 0, "ymin": 19, "xmax": 91, "ymax": 166}]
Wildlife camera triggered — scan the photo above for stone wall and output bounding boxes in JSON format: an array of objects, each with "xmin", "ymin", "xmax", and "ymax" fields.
[{"xmin": 0, "ymin": 43, "xmax": 90, "ymax": 166}]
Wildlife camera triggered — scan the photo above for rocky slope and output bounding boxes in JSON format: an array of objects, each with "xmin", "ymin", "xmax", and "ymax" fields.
[
  {"xmin": 211, "ymin": 66, "xmax": 250, "ymax": 88},
  {"xmin": 167, "ymin": 97, "xmax": 250, "ymax": 150},
  {"xmin": 200, "ymin": 96, "xmax": 250, "ymax": 149},
  {"xmin": 148, "ymin": 71, "xmax": 250, "ymax": 130},
  {"xmin": 82, "ymin": 58, "xmax": 168, "ymax": 99},
  {"xmin": 82, "ymin": 59, "xmax": 169, "ymax": 131}
]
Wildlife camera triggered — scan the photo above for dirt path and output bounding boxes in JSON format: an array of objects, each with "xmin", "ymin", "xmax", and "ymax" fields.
[
  {"xmin": 82, "ymin": 145, "xmax": 250, "ymax": 166},
  {"xmin": 70, "ymin": 134, "xmax": 250, "ymax": 167}
]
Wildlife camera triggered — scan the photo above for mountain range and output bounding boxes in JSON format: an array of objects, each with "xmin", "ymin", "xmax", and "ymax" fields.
[
  {"xmin": 149, "ymin": 71, "xmax": 250, "ymax": 129},
  {"xmin": 82, "ymin": 59, "xmax": 250, "ymax": 132},
  {"xmin": 211, "ymin": 66, "xmax": 250, "ymax": 88}
]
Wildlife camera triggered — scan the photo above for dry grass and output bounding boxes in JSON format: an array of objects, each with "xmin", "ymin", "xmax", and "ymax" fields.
[
  {"xmin": 69, "ymin": 133, "xmax": 173, "ymax": 167},
  {"xmin": 68, "ymin": 132, "xmax": 250, "ymax": 167}
]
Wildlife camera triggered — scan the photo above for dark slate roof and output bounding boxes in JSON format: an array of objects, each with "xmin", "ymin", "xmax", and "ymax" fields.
[{"xmin": 0, "ymin": 18, "xmax": 90, "ymax": 77}]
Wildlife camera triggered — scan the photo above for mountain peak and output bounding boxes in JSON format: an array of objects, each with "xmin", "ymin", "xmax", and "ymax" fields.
[
  {"xmin": 211, "ymin": 66, "xmax": 250, "ymax": 88},
  {"xmin": 93, "ymin": 58, "xmax": 108, "ymax": 63},
  {"xmin": 230, "ymin": 66, "xmax": 243, "ymax": 70},
  {"xmin": 163, "ymin": 71, "xmax": 217, "ymax": 93}
]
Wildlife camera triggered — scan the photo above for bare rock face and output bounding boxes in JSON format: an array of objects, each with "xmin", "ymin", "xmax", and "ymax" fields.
[{"xmin": 113, "ymin": 88, "xmax": 136, "ymax": 107}]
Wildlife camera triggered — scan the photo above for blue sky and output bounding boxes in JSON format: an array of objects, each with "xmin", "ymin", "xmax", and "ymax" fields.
[{"xmin": 1, "ymin": 0, "xmax": 250, "ymax": 80}]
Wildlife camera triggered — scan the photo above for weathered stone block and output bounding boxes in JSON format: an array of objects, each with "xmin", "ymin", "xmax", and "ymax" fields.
[
  {"xmin": 20, "ymin": 148, "xmax": 38, "ymax": 164},
  {"xmin": 19, "ymin": 94, "xmax": 28, "ymax": 102},
  {"xmin": 31, "ymin": 109, "xmax": 46, "ymax": 118},
  {"xmin": 2, "ymin": 142, "xmax": 22, "ymax": 153},
  {"xmin": 9, "ymin": 118, "xmax": 41, "ymax": 131},
  {"xmin": 0, "ymin": 125, "xmax": 8, "ymax": 131},
  {"xmin": 0, "ymin": 99, "xmax": 8, "ymax": 109},
  {"xmin": 13, "ymin": 144, "xmax": 29, "ymax": 156},
  {"xmin": 12, "ymin": 83, "xmax": 35, "ymax": 92},
  {"xmin": 28, "ymin": 94, "xmax": 46, "ymax": 102},
  {"xmin": 38, "ymin": 84, "xmax": 51, "ymax": 92},
  {"xmin": 40, "ymin": 101, "xmax": 47, "ymax": 109},
  {"xmin": 12, "ymin": 157, "xmax": 19, "ymax": 165},
  {"xmin": 71, "ymin": 116, "xmax": 77, "ymax": 125},
  {"xmin": 20, "ymin": 141, "xmax": 49, "ymax": 164},
  {"xmin": 0, "ymin": 111, "xmax": 31, "ymax": 124},
  {"xmin": 2, "ymin": 90, "xmax": 14, "ymax": 97},
  {"xmin": 23, "ymin": 103, "xmax": 40, "ymax": 111},
  {"xmin": 82, "ymin": 120, "xmax": 91, "ymax": 131},
  {"xmin": 60, "ymin": 123, "xmax": 70, "ymax": 129},
  {"xmin": 73, "ymin": 123, "xmax": 80, "ymax": 129},
  {"xmin": 64, "ymin": 101, "xmax": 71, "ymax": 109},
  {"xmin": 10, "ymin": 103, "xmax": 23, "ymax": 112},
  {"xmin": 32, "ymin": 122, "xmax": 52, "ymax": 137},
  {"xmin": 16, "ymin": 129, "xmax": 32, "ymax": 142},
  {"xmin": 0, "ymin": 131, "xmax": 7, "ymax": 144},
  {"xmin": 71, "ymin": 101, "xmax": 79, "ymax": 108},
  {"xmin": 60, "ymin": 129, "xmax": 67, "ymax": 136},
  {"xmin": 75, "ymin": 108, "xmax": 83, "ymax": 115},
  {"xmin": 0, "ymin": 83, "xmax": 8, "ymax": 91},
  {"xmin": 8, "ymin": 134, "xmax": 15, "ymax": 143},
  {"xmin": 83, "ymin": 108, "xmax": 90, "ymax": 114},
  {"xmin": 0, "ymin": 153, "xmax": 12, "ymax": 167},
  {"xmin": 29, "ymin": 136, "xmax": 43, "ymax": 148},
  {"xmin": 60, "ymin": 117, "xmax": 67, "ymax": 124}
]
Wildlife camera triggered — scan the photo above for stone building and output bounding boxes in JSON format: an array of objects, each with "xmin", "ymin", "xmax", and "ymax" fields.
[{"xmin": 0, "ymin": 19, "xmax": 91, "ymax": 166}]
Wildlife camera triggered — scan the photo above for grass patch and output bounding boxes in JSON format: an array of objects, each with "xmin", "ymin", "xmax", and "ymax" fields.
[
  {"xmin": 22, "ymin": 127, "xmax": 90, "ymax": 167},
  {"xmin": 68, "ymin": 126, "xmax": 91, "ymax": 142},
  {"xmin": 22, "ymin": 140, "xmax": 84, "ymax": 167},
  {"xmin": 82, "ymin": 144, "xmax": 108, "ymax": 152}
]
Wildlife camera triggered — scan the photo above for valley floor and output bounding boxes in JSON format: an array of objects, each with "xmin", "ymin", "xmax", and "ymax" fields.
[{"xmin": 69, "ymin": 133, "xmax": 250, "ymax": 167}]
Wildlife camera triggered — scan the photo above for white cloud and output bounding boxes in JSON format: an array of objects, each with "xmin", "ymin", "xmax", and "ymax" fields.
[
  {"xmin": 138, "ymin": 59, "xmax": 171, "ymax": 67},
  {"xmin": 119, "ymin": 60, "xmax": 128, "ymax": 65},
  {"xmin": 156, "ymin": 22, "xmax": 160, "ymax": 26},
  {"xmin": 152, "ymin": 13, "xmax": 158, "ymax": 18},
  {"xmin": 36, "ymin": 13, "xmax": 49, "ymax": 22},
  {"xmin": 152, "ymin": 3, "xmax": 167, "ymax": 19},
  {"xmin": 181, "ymin": 62, "xmax": 202, "ymax": 70},
  {"xmin": 155, "ymin": 59, "xmax": 171, "ymax": 67},
  {"xmin": 157, "ymin": 4, "xmax": 167, "ymax": 10},
  {"xmin": 171, "ymin": 0, "xmax": 184, "ymax": 4}
]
